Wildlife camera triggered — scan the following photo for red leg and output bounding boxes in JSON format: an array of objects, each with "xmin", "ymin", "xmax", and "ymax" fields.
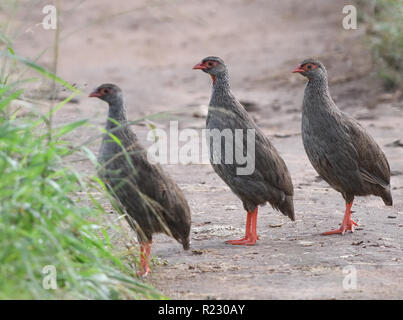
[
  {"xmin": 226, "ymin": 207, "xmax": 258, "ymax": 245},
  {"xmin": 225, "ymin": 211, "xmax": 252, "ymax": 244},
  {"xmin": 138, "ymin": 241, "xmax": 152, "ymax": 277},
  {"xmin": 322, "ymin": 202, "xmax": 358, "ymax": 236},
  {"xmin": 249, "ymin": 209, "xmax": 258, "ymax": 245}
]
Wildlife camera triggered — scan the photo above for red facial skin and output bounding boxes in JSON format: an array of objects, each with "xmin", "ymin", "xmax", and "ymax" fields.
[
  {"xmin": 88, "ymin": 87, "xmax": 113, "ymax": 98},
  {"xmin": 292, "ymin": 63, "xmax": 318, "ymax": 73},
  {"xmin": 193, "ymin": 60, "xmax": 219, "ymax": 85}
]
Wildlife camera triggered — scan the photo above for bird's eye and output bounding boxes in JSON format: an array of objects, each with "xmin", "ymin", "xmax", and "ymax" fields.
[
  {"xmin": 103, "ymin": 89, "xmax": 109, "ymax": 94},
  {"xmin": 207, "ymin": 61, "xmax": 213, "ymax": 67},
  {"xmin": 307, "ymin": 64, "xmax": 312, "ymax": 69}
]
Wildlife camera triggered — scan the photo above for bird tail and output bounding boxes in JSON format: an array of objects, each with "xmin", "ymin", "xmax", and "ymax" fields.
[
  {"xmin": 278, "ymin": 195, "xmax": 295, "ymax": 221},
  {"xmin": 381, "ymin": 186, "xmax": 393, "ymax": 206},
  {"xmin": 182, "ymin": 237, "xmax": 190, "ymax": 250}
]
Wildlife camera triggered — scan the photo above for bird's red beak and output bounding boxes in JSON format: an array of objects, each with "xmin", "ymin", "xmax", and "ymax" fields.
[
  {"xmin": 193, "ymin": 62, "xmax": 207, "ymax": 70},
  {"xmin": 89, "ymin": 91, "xmax": 101, "ymax": 98},
  {"xmin": 292, "ymin": 64, "xmax": 305, "ymax": 73}
]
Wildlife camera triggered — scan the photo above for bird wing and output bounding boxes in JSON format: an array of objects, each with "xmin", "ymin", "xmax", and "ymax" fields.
[
  {"xmin": 132, "ymin": 149, "xmax": 190, "ymax": 222},
  {"xmin": 254, "ymin": 129, "xmax": 294, "ymax": 196},
  {"xmin": 304, "ymin": 109, "xmax": 391, "ymax": 194},
  {"xmin": 233, "ymin": 102, "xmax": 294, "ymax": 196},
  {"xmin": 208, "ymin": 102, "xmax": 293, "ymax": 198},
  {"xmin": 302, "ymin": 110, "xmax": 363, "ymax": 193},
  {"xmin": 345, "ymin": 116, "xmax": 391, "ymax": 187},
  {"xmin": 102, "ymin": 131, "xmax": 189, "ymax": 227}
]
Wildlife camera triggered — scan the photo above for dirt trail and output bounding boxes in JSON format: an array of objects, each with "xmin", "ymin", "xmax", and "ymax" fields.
[{"xmin": 11, "ymin": 0, "xmax": 403, "ymax": 299}]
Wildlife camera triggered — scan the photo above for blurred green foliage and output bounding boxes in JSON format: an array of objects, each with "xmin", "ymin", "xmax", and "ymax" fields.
[
  {"xmin": 366, "ymin": 0, "xmax": 403, "ymax": 90},
  {"xmin": 0, "ymin": 53, "xmax": 164, "ymax": 300}
]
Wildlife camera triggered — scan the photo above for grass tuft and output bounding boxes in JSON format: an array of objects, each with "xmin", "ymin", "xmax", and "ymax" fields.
[{"xmin": 0, "ymin": 54, "xmax": 165, "ymax": 300}]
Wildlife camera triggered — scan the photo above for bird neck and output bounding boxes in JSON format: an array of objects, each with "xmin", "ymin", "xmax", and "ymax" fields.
[
  {"xmin": 306, "ymin": 76, "xmax": 330, "ymax": 96},
  {"xmin": 303, "ymin": 75, "xmax": 336, "ymax": 113},
  {"xmin": 210, "ymin": 72, "xmax": 233, "ymax": 106},
  {"xmin": 106, "ymin": 97, "xmax": 128, "ymax": 131}
]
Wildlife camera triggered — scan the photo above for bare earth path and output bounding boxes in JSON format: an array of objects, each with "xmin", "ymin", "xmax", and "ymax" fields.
[{"xmin": 11, "ymin": 0, "xmax": 402, "ymax": 299}]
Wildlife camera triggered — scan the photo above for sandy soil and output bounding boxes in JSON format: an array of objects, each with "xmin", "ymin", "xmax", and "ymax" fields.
[{"xmin": 8, "ymin": 0, "xmax": 403, "ymax": 299}]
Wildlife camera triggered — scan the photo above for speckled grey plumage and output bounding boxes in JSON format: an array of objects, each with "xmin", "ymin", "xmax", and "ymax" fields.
[
  {"xmin": 202, "ymin": 57, "xmax": 295, "ymax": 220},
  {"xmin": 96, "ymin": 84, "xmax": 191, "ymax": 249},
  {"xmin": 299, "ymin": 59, "xmax": 392, "ymax": 205}
]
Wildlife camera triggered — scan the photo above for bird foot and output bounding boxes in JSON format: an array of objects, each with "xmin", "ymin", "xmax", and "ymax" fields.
[
  {"xmin": 226, "ymin": 208, "xmax": 259, "ymax": 245},
  {"xmin": 225, "ymin": 236, "xmax": 257, "ymax": 246},
  {"xmin": 138, "ymin": 265, "xmax": 152, "ymax": 277},
  {"xmin": 139, "ymin": 241, "xmax": 152, "ymax": 277},
  {"xmin": 322, "ymin": 219, "xmax": 358, "ymax": 236}
]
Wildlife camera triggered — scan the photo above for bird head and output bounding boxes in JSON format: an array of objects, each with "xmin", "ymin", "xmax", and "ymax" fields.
[
  {"xmin": 89, "ymin": 83, "xmax": 122, "ymax": 104},
  {"xmin": 292, "ymin": 59, "xmax": 327, "ymax": 81},
  {"xmin": 193, "ymin": 56, "xmax": 227, "ymax": 84}
]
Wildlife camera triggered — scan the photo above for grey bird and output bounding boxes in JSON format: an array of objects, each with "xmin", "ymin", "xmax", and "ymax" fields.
[
  {"xmin": 193, "ymin": 57, "xmax": 295, "ymax": 245},
  {"xmin": 293, "ymin": 59, "xmax": 393, "ymax": 235},
  {"xmin": 89, "ymin": 84, "xmax": 191, "ymax": 275}
]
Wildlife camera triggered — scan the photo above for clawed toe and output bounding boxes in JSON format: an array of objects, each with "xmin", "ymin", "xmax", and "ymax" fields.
[
  {"xmin": 225, "ymin": 238, "xmax": 247, "ymax": 245},
  {"xmin": 322, "ymin": 222, "xmax": 355, "ymax": 236},
  {"xmin": 226, "ymin": 237, "xmax": 257, "ymax": 245},
  {"xmin": 138, "ymin": 267, "xmax": 152, "ymax": 277},
  {"xmin": 322, "ymin": 202, "xmax": 359, "ymax": 236}
]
